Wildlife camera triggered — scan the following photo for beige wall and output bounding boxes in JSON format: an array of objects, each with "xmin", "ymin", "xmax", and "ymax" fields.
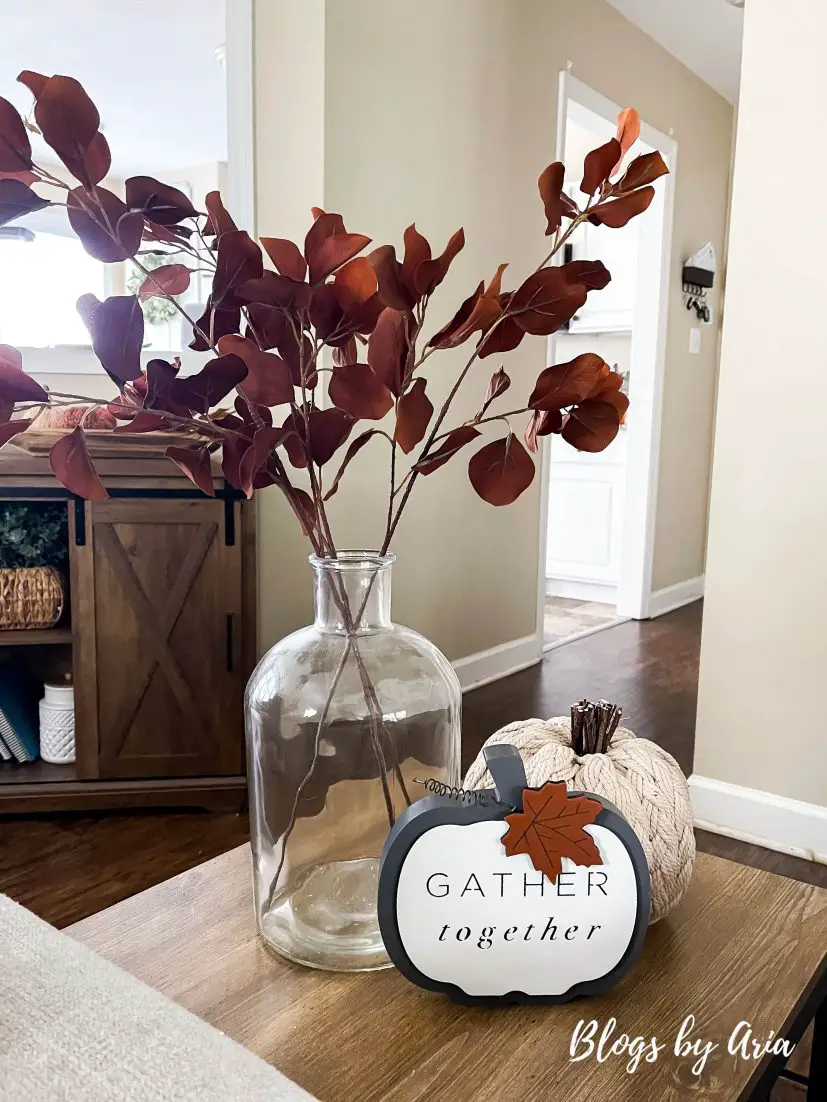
[
  {"xmin": 252, "ymin": 0, "xmax": 733, "ymax": 657},
  {"xmin": 695, "ymin": 0, "xmax": 827, "ymax": 807}
]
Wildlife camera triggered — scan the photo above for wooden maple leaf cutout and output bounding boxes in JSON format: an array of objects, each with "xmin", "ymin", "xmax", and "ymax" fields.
[{"xmin": 502, "ymin": 781, "xmax": 604, "ymax": 884}]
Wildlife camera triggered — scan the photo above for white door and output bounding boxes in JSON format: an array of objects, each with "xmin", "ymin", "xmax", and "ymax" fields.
[{"xmin": 546, "ymin": 430, "xmax": 626, "ymax": 604}]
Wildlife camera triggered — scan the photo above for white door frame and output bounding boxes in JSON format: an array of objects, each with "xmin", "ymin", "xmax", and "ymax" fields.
[
  {"xmin": 536, "ymin": 72, "xmax": 677, "ymax": 644},
  {"xmin": 225, "ymin": 0, "xmax": 256, "ymax": 234}
]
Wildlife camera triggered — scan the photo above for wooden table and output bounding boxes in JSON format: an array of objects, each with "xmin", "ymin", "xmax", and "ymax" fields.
[{"xmin": 68, "ymin": 845, "xmax": 827, "ymax": 1101}]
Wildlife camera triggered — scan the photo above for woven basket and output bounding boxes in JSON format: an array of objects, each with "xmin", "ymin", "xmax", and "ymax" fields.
[{"xmin": 0, "ymin": 566, "xmax": 65, "ymax": 630}]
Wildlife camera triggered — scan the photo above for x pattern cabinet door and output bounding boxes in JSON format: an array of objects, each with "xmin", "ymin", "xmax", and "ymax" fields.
[{"xmin": 73, "ymin": 498, "xmax": 244, "ymax": 780}]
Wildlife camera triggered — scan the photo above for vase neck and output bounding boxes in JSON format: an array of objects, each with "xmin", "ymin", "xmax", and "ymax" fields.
[{"xmin": 311, "ymin": 552, "xmax": 394, "ymax": 635}]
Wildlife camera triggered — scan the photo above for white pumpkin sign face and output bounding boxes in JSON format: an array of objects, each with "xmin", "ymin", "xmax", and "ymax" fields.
[{"xmin": 395, "ymin": 818, "xmax": 640, "ymax": 998}]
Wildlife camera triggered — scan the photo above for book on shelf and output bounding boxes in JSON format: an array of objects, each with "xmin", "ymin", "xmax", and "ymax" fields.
[
  {"xmin": 0, "ymin": 732, "xmax": 11, "ymax": 761},
  {"xmin": 0, "ymin": 659, "xmax": 40, "ymax": 763}
]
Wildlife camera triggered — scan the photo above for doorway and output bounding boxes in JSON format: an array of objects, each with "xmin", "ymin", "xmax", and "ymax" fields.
[{"xmin": 538, "ymin": 74, "xmax": 677, "ymax": 650}]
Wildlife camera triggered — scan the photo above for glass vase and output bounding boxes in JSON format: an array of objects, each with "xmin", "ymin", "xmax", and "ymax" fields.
[{"xmin": 245, "ymin": 551, "xmax": 461, "ymax": 971}]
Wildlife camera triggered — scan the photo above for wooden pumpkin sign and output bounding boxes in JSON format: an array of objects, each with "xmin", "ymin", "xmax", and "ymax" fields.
[{"xmin": 378, "ymin": 744, "xmax": 650, "ymax": 1003}]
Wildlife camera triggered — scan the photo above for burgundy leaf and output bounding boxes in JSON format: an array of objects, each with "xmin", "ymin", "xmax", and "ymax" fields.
[
  {"xmin": 277, "ymin": 326, "xmax": 316, "ymax": 389},
  {"xmin": 261, "ymin": 237, "xmax": 307, "ymax": 281},
  {"xmin": 561, "ymin": 259, "xmax": 611, "ymax": 291},
  {"xmin": 395, "ymin": 378, "xmax": 433, "ymax": 454},
  {"xmin": 236, "ymin": 270, "xmax": 312, "ymax": 312},
  {"xmin": 334, "ymin": 257, "xmax": 379, "ymax": 312},
  {"xmin": 17, "ymin": 71, "xmax": 48, "ymax": 99},
  {"xmin": 309, "ymin": 230, "xmax": 371, "ymax": 284},
  {"xmin": 414, "ymin": 228, "xmax": 465, "ymax": 296},
  {"xmin": 224, "ymin": 426, "xmax": 285, "ymax": 498},
  {"xmin": 138, "ymin": 263, "xmax": 192, "ymax": 301},
  {"xmin": 279, "ymin": 412, "xmax": 309, "ymax": 469},
  {"xmin": 171, "ymin": 354, "xmax": 248, "ymax": 414},
  {"xmin": 216, "ymin": 334, "xmax": 294, "ymax": 406},
  {"xmin": 306, "ymin": 407, "xmax": 354, "ymax": 465},
  {"xmin": 59, "ymin": 130, "xmax": 111, "ymax": 188},
  {"xmin": 234, "ymin": 395, "xmax": 273, "ymax": 428},
  {"xmin": 614, "ymin": 108, "xmax": 641, "ymax": 170},
  {"xmin": 324, "ymin": 429, "xmax": 383, "ymax": 501},
  {"xmin": 525, "ymin": 408, "xmax": 563, "ymax": 453},
  {"xmin": 509, "ymin": 267, "xmax": 588, "ymax": 335},
  {"xmin": 309, "ymin": 284, "xmax": 349, "ymax": 344},
  {"xmin": 483, "ymin": 367, "xmax": 510, "ymax": 409},
  {"xmin": 244, "ymin": 303, "xmax": 285, "ymax": 350},
  {"xmin": 581, "ymin": 138, "xmax": 622, "ymax": 196},
  {"xmin": 204, "ymin": 190, "xmax": 237, "ymax": 236},
  {"xmin": 67, "ymin": 186, "xmax": 143, "ymax": 262},
  {"xmin": 329, "ymin": 362, "xmax": 393, "ymax": 420},
  {"xmin": 27, "ymin": 74, "xmax": 100, "ymax": 156},
  {"xmin": 0, "ymin": 417, "xmax": 33, "ymax": 448},
  {"xmin": 368, "ymin": 244, "xmax": 414, "ymax": 311},
  {"xmin": 126, "ymin": 176, "xmax": 198, "ymax": 225},
  {"xmin": 220, "ymin": 434, "xmax": 251, "ymax": 489},
  {"xmin": 428, "ymin": 282, "xmax": 481, "ymax": 350},
  {"xmin": 0, "ymin": 178, "xmax": 49, "ymax": 227},
  {"xmin": 468, "ymin": 435, "xmax": 535, "ymax": 506},
  {"xmin": 529, "ymin": 353, "xmax": 608, "ymax": 411},
  {"xmin": 77, "ymin": 294, "xmax": 144, "ymax": 385},
  {"xmin": 0, "ymin": 168, "xmax": 37, "ymax": 185},
  {"xmin": 143, "ymin": 357, "xmax": 181, "ymax": 411},
  {"xmin": 616, "ymin": 151, "xmax": 668, "ymax": 193},
  {"xmin": 49, "ymin": 426, "xmax": 108, "ymax": 500},
  {"xmin": 166, "ymin": 445, "xmax": 215, "ymax": 497},
  {"xmin": 478, "ymin": 316, "xmax": 525, "ymax": 358},
  {"xmin": 189, "ymin": 299, "xmax": 241, "ymax": 352},
  {"xmin": 113, "ymin": 410, "xmax": 170, "ymax": 433},
  {"xmin": 0, "ymin": 344, "xmax": 48, "ymax": 402},
  {"xmin": 333, "ymin": 336, "xmax": 358, "ymax": 370},
  {"xmin": 212, "ymin": 230, "xmax": 264, "ymax": 307},
  {"xmin": 0, "ymin": 97, "xmax": 32, "ymax": 171},
  {"xmin": 368, "ymin": 307, "xmax": 409, "ymax": 396},
  {"xmin": 538, "ymin": 162, "xmax": 565, "ymax": 235},
  {"xmin": 428, "ymin": 264, "xmax": 507, "ymax": 350},
  {"xmin": 415, "ymin": 425, "xmax": 481, "ymax": 475},
  {"xmin": 562, "ymin": 400, "xmax": 621, "ymax": 452},
  {"xmin": 401, "ymin": 224, "xmax": 431, "ymax": 298},
  {"xmin": 589, "ymin": 186, "xmax": 655, "ymax": 228}
]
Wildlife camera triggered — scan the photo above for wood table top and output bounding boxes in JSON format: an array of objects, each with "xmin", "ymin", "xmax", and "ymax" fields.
[{"xmin": 68, "ymin": 844, "xmax": 827, "ymax": 1102}]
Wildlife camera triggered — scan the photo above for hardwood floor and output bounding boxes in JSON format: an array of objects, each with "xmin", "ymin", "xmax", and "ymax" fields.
[{"xmin": 0, "ymin": 600, "xmax": 823, "ymax": 934}]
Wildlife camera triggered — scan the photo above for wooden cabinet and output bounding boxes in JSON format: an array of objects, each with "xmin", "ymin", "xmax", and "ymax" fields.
[
  {"xmin": 0, "ymin": 452, "xmax": 256, "ymax": 813},
  {"xmin": 74, "ymin": 498, "xmax": 245, "ymax": 781}
]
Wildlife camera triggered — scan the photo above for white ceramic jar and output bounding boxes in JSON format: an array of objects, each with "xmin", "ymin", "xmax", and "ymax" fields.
[{"xmin": 39, "ymin": 677, "xmax": 75, "ymax": 764}]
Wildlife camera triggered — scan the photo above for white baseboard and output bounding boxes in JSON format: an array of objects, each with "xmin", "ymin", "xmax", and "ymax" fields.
[
  {"xmin": 647, "ymin": 575, "xmax": 704, "ymax": 618},
  {"xmin": 689, "ymin": 775, "xmax": 827, "ymax": 865},
  {"xmin": 545, "ymin": 577, "xmax": 617, "ymax": 603},
  {"xmin": 453, "ymin": 633, "xmax": 542, "ymax": 693},
  {"xmin": 542, "ymin": 616, "xmax": 629, "ymax": 653}
]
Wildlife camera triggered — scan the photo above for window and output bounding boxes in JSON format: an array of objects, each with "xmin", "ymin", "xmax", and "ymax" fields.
[{"xmin": 0, "ymin": 207, "xmax": 106, "ymax": 348}]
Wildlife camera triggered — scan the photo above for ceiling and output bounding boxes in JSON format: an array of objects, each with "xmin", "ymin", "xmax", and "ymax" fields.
[
  {"xmin": 1, "ymin": 0, "xmax": 226, "ymax": 176},
  {"xmin": 607, "ymin": 0, "xmax": 745, "ymax": 104}
]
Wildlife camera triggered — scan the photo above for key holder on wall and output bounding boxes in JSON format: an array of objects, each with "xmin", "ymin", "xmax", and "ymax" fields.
[{"xmin": 682, "ymin": 243, "xmax": 716, "ymax": 324}]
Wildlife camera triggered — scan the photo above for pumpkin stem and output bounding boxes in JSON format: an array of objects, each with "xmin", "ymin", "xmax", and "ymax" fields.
[{"xmin": 570, "ymin": 698, "xmax": 622, "ymax": 755}]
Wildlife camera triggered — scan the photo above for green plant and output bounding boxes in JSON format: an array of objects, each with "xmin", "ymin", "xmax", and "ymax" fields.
[{"xmin": 0, "ymin": 503, "xmax": 68, "ymax": 570}]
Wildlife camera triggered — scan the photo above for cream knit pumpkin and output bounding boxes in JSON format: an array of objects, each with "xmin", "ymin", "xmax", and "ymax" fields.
[{"xmin": 463, "ymin": 717, "xmax": 695, "ymax": 923}]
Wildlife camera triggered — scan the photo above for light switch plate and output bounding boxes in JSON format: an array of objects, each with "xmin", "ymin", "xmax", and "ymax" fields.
[{"xmin": 689, "ymin": 328, "xmax": 701, "ymax": 354}]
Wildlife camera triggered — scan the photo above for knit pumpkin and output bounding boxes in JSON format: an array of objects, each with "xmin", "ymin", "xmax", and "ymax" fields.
[{"xmin": 464, "ymin": 717, "xmax": 695, "ymax": 923}]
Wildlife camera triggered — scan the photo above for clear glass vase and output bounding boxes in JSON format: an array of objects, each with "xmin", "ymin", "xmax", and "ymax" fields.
[{"xmin": 245, "ymin": 551, "xmax": 461, "ymax": 971}]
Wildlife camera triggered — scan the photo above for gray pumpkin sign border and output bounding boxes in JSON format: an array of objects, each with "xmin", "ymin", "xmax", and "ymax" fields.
[{"xmin": 377, "ymin": 744, "xmax": 651, "ymax": 1005}]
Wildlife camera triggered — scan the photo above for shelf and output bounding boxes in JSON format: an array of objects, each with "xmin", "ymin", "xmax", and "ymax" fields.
[
  {"xmin": 0, "ymin": 628, "xmax": 72, "ymax": 647},
  {"xmin": 0, "ymin": 759, "xmax": 76, "ymax": 783}
]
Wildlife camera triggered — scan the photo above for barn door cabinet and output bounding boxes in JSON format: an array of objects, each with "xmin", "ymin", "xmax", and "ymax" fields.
[{"xmin": 0, "ymin": 451, "xmax": 256, "ymax": 814}]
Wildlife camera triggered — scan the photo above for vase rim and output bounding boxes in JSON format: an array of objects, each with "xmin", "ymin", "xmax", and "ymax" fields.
[{"xmin": 308, "ymin": 550, "xmax": 396, "ymax": 572}]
